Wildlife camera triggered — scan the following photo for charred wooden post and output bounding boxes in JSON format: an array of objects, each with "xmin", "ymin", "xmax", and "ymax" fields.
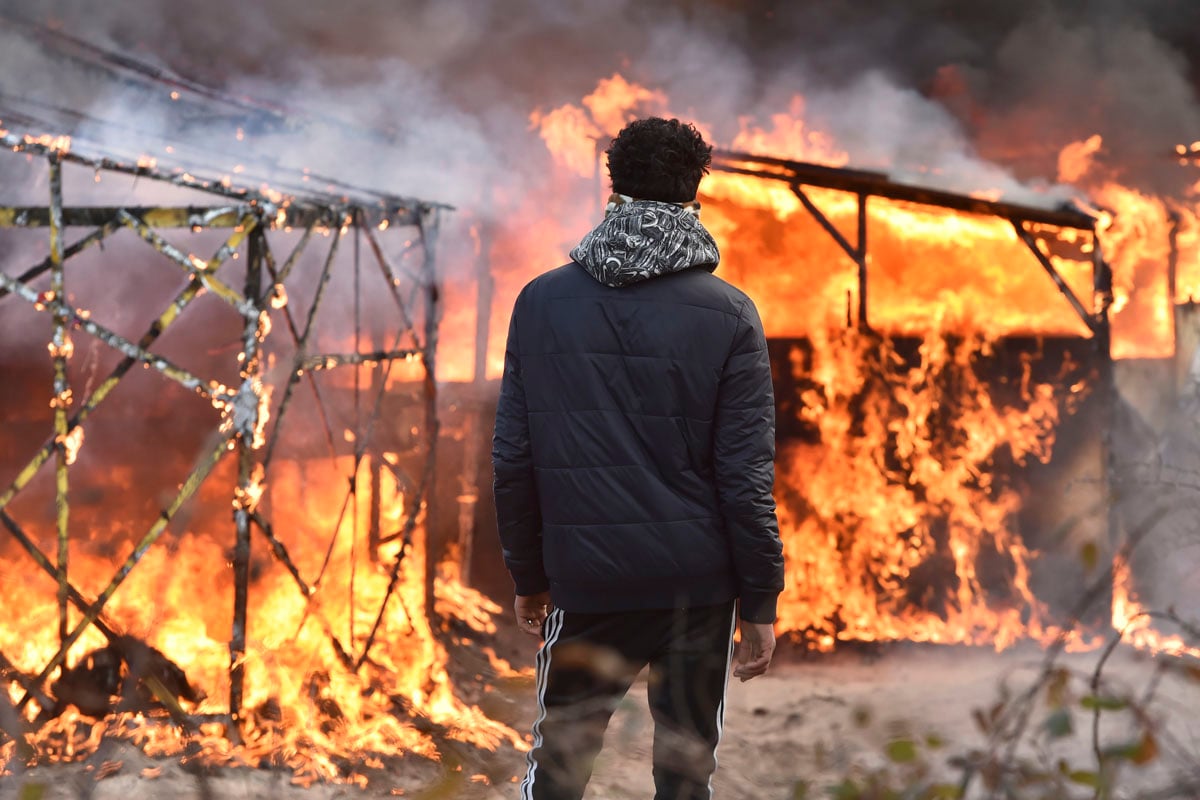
[
  {"xmin": 369, "ymin": 447, "xmax": 383, "ymax": 560},
  {"xmin": 856, "ymin": 193, "xmax": 868, "ymax": 328},
  {"xmin": 457, "ymin": 219, "xmax": 497, "ymax": 584},
  {"xmin": 1093, "ymin": 237, "xmax": 1117, "ymax": 568},
  {"xmin": 419, "ymin": 206, "xmax": 442, "ymax": 624},
  {"xmin": 350, "ymin": 222, "xmax": 363, "ymax": 647},
  {"xmin": 47, "ymin": 154, "xmax": 71, "ymax": 651},
  {"xmin": 1168, "ymin": 210, "xmax": 1182, "ymax": 399},
  {"xmin": 229, "ymin": 222, "xmax": 267, "ymax": 725},
  {"xmin": 366, "ymin": 311, "xmax": 386, "ymax": 563},
  {"xmin": 1092, "ymin": 236, "xmax": 1114, "ymax": 365}
]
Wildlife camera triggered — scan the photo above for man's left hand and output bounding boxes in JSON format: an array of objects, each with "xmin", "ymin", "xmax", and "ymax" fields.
[{"xmin": 514, "ymin": 592, "xmax": 552, "ymax": 638}]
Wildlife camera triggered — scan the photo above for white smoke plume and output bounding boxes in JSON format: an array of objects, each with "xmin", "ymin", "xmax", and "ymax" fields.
[{"xmin": 0, "ymin": 0, "xmax": 1196, "ymax": 209}]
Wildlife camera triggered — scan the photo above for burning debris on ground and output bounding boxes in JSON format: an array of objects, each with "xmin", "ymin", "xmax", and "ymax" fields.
[{"xmin": 43, "ymin": 635, "xmax": 202, "ymax": 722}]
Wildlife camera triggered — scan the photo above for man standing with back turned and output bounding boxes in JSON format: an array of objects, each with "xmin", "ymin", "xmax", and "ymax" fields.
[{"xmin": 493, "ymin": 117, "xmax": 785, "ymax": 800}]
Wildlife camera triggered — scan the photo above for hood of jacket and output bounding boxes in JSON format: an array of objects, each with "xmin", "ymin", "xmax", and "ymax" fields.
[{"xmin": 569, "ymin": 199, "xmax": 720, "ymax": 288}]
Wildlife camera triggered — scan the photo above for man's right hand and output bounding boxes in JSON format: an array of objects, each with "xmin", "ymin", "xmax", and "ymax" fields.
[
  {"xmin": 515, "ymin": 592, "xmax": 552, "ymax": 638},
  {"xmin": 733, "ymin": 620, "xmax": 776, "ymax": 682}
]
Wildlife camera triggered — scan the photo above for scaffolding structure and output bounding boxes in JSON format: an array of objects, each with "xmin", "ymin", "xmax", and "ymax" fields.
[{"xmin": 0, "ymin": 124, "xmax": 449, "ymax": 741}]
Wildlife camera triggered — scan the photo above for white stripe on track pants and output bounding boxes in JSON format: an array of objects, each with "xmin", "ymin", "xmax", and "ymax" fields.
[{"xmin": 520, "ymin": 600, "xmax": 737, "ymax": 800}]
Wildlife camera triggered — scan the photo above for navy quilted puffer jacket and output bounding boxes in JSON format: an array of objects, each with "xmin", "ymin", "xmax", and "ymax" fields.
[{"xmin": 492, "ymin": 200, "xmax": 784, "ymax": 623}]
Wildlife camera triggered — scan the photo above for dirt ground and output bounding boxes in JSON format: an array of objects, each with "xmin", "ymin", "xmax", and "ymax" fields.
[{"xmin": 3, "ymin": 640, "xmax": 1199, "ymax": 799}]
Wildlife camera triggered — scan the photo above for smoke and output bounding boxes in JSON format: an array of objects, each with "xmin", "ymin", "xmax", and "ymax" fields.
[
  {"xmin": 0, "ymin": 0, "xmax": 1196, "ymax": 208},
  {"xmin": 2, "ymin": 0, "xmax": 1197, "ymax": 377},
  {"xmin": 755, "ymin": 1, "xmax": 1200, "ymax": 193}
]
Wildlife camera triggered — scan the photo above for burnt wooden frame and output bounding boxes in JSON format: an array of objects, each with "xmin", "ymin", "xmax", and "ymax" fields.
[
  {"xmin": 0, "ymin": 137, "xmax": 448, "ymax": 738},
  {"xmin": 710, "ymin": 149, "xmax": 1113, "ymax": 356}
]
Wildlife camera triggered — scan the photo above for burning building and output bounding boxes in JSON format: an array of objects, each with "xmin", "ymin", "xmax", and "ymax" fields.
[{"xmin": 2, "ymin": 0, "xmax": 1200, "ymax": 792}]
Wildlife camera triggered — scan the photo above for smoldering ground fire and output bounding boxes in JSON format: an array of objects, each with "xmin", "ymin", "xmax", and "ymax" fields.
[{"xmin": 2, "ymin": 0, "xmax": 1200, "ymax": 793}]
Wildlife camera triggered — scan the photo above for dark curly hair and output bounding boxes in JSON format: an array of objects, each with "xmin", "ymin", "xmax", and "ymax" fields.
[{"xmin": 605, "ymin": 117, "xmax": 712, "ymax": 203}]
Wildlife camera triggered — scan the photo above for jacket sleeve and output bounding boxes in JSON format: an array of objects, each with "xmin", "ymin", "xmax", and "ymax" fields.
[
  {"xmin": 714, "ymin": 299, "xmax": 785, "ymax": 623},
  {"xmin": 492, "ymin": 292, "xmax": 549, "ymax": 596}
]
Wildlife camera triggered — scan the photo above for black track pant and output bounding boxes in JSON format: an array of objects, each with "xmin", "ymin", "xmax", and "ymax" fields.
[{"xmin": 520, "ymin": 601, "xmax": 737, "ymax": 800}]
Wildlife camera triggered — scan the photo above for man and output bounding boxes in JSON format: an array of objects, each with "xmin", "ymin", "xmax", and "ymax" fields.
[{"xmin": 493, "ymin": 117, "xmax": 785, "ymax": 800}]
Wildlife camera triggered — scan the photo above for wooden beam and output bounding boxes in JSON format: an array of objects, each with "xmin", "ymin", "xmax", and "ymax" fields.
[
  {"xmin": 0, "ymin": 204, "xmax": 421, "ymax": 229},
  {"xmin": 712, "ymin": 150, "xmax": 1098, "ymax": 231}
]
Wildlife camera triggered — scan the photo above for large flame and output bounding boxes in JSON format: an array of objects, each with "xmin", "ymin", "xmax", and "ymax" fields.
[
  {"xmin": 773, "ymin": 327, "xmax": 1073, "ymax": 651},
  {"xmin": 1, "ymin": 419, "xmax": 524, "ymax": 781},
  {"xmin": 526, "ymin": 74, "xmax": 1199, "ymax": 655}
]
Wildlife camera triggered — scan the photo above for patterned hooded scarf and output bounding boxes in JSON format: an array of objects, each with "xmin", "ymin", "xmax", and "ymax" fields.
[{"xmin": 570, "ymin": 196, "xmax": 720, "ymax": 288}]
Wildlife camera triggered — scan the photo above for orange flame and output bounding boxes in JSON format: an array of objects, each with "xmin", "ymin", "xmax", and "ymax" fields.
[
  {"xmin": 516, "ymin": 75, "xmax": 1197, "ymax": 656},
  {"xmin": 0, "ymin": 454, "xmax": 522, "ymax": 780}
]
